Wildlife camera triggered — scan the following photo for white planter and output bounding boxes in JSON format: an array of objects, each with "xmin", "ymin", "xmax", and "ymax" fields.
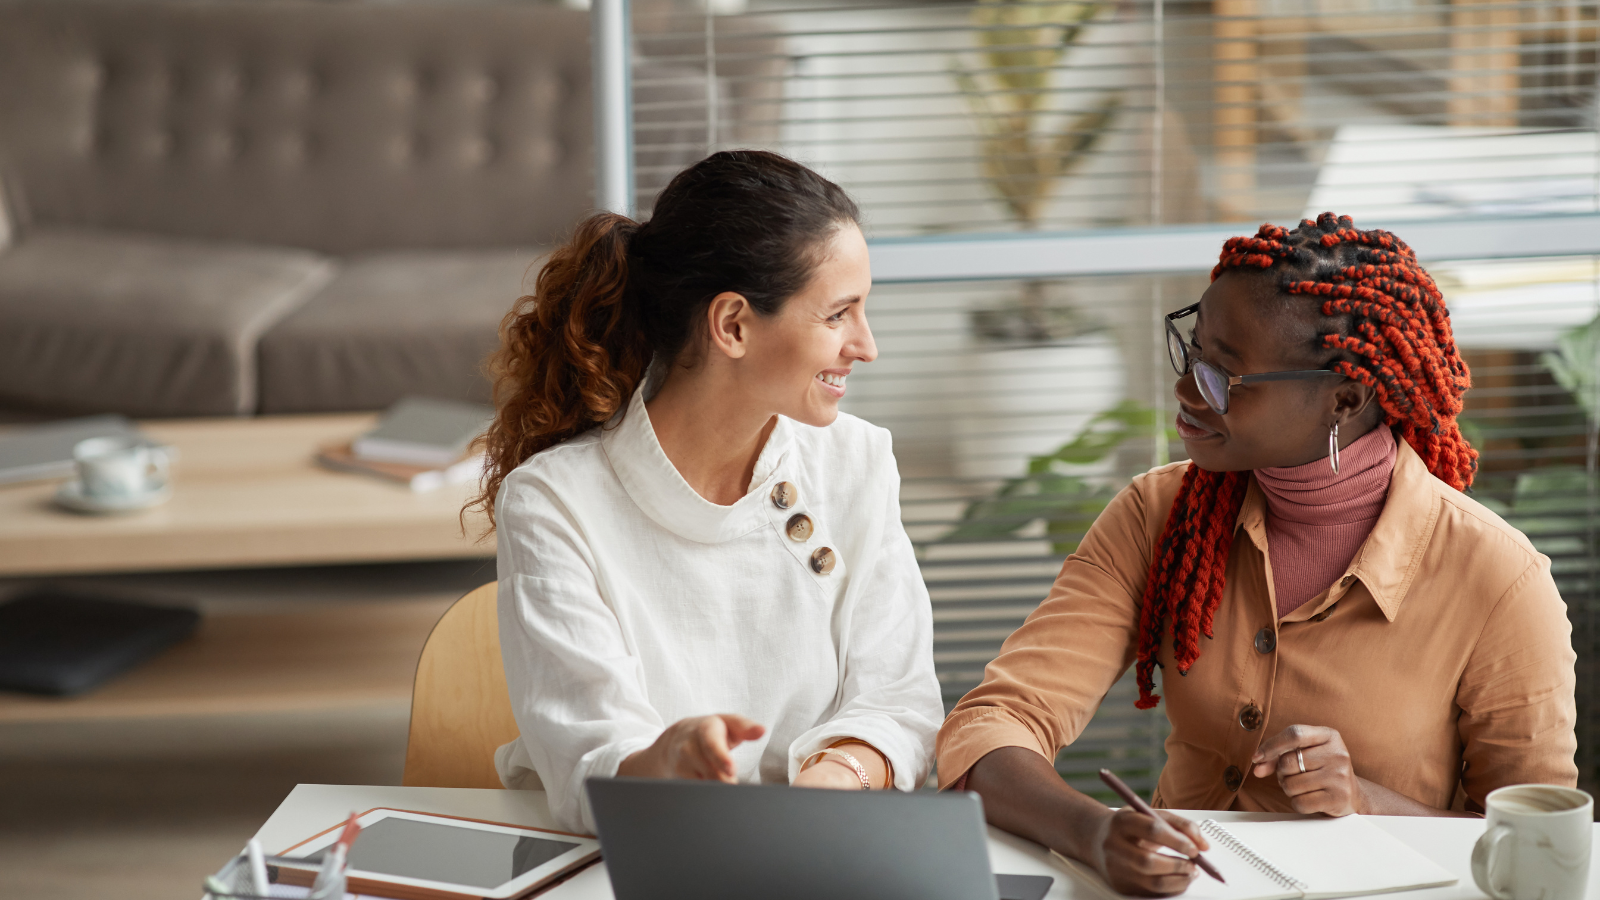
[{"xmin": 953, "ymin": 334, "xmax": 1126, "ymax": 481}]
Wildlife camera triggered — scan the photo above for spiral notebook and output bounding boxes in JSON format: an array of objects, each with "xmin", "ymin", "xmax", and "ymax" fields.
[{"xmin": 1050, "ymin": 815, "xmax": 1457, "ymax": 900}]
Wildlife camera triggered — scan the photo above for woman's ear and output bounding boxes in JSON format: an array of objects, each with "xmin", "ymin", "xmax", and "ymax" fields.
[
  {"xmin": 1331, "ymin": 378, "xmax": 1380, "ymax": 429},
  {"xmin": 705, "ymin": 291, "xmax": 752, "ymax": 360}
]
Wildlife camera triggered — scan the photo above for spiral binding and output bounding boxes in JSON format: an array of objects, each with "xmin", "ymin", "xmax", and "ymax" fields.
[{"xmin": 1199, "ymin": 820, "xmax": 1310, "ymax": 894}]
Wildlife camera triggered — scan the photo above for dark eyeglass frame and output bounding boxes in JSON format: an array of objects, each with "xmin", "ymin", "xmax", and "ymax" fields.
[{"xmin": 1164, "ymin": 302, "xmax": 1340, "ymax": 415}]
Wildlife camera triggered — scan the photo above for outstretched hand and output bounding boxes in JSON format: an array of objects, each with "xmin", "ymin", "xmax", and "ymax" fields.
[
  {"xmin": 619, "ymin": 714, "xmax": 767, "ymax": 783},
  {"xmin": 1250, "ymin": 724, "xmax": 1367, "ymax": 816}
]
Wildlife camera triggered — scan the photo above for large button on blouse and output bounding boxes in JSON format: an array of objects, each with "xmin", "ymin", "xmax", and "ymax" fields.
[
  {"xmin": 771, "ymin": 481, "xmax": 798, "ymax": 510},
  {"xmin": 1238, "ymin": 703, "xmax": 1264, "ymax": 732},
  {"xmin": 1224, "ymin": 765, "xmax": 1244, "ymax": 792}
]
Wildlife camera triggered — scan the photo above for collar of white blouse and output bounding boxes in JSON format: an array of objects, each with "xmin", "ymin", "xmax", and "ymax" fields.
[{"xmin": 600, "ymin": 385, "xmax": 796, "ymax": 544}]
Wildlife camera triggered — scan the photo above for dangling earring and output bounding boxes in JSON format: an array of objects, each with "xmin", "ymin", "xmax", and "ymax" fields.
[{"xmin": 1328, "ymin": 422, "xmax": 1341, "ymax": 475}]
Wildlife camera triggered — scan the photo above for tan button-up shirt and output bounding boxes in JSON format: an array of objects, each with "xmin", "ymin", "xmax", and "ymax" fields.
[{"xmin": 938, "ymin": 439, "xmax": 1577, "ymax": 812}]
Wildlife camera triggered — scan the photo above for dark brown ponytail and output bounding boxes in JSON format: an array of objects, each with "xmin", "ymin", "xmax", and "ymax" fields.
[
  {"xmin": 468, "ymin": 150, "xmax": 860, "ymax": 529},
  {"xmin": 468, "ymin": 212, "xmax": 650, "ymax": 529}
]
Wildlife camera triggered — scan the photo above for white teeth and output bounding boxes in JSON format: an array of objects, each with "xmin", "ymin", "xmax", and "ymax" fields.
[{"xmin": 818, "ymin": 373, "xmax": 846, "ymax": 388}]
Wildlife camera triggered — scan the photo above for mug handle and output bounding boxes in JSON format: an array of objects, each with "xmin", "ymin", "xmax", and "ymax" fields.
[
  {"xmin": 1472, "ymin": 824, "xmax": 1515, "ymax": 900},
  {"xmin": 147, "ymin": 446, "xmax": 172, "ymax": 486}
]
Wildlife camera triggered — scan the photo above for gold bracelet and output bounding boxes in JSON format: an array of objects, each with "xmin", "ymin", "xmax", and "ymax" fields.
[
  {"xmin": 826, "ymin": 739, "xmax": 893, "ymax": 790},
  {"xmin": 823, "ymin": 748, "xmax": 872, "ymax": 790},
  {"xmin": 800, "ymin": 748, "xmax": 872, "ymax": 789}
]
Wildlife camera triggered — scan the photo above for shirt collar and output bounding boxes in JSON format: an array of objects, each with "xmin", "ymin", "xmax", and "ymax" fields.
[
  {"xmin": 600, "ymin": 384, "xmax": 794, "ymax": 544},
  {"xmin": 1339, "ymin": 437, "xmax": 1442, "ymax": 621},
  {"xmin": 1237, "ymin": 435, "xmax": 1442, "ymax": 622}
]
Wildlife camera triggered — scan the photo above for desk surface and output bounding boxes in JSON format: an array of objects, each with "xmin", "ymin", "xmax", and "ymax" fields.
[
  {"xmin": 0, "ymin": 414, "xmax": 492, "ymax": 575},
  {"xmin": 254, "ymin": 783, "xmax": 1600, "ymax": 900}
]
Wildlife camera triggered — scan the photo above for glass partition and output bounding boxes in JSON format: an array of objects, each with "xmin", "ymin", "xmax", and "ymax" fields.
[{"xmin": 627, "ymin": 0, "xmax": 1600, "ymax": 796}]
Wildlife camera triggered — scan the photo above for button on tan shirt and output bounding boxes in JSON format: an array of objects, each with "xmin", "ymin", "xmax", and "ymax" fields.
[{"xmin": 938, "ymin": 439, "xmax": 1578, "ymax": 812}]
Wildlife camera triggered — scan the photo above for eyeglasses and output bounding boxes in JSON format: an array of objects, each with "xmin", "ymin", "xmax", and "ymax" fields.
[{"xmin": 1165, "ymin": 302, "xmax": 1339, "ymax": 416}]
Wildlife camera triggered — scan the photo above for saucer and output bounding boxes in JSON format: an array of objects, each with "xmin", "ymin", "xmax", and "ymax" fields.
[{"xmin": 54, "ymin": 479, "xmax": 172, "ymax": 515}]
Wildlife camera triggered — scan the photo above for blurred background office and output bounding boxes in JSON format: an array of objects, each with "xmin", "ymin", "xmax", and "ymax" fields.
[{"xmin": 0, "ymin": 0, "xmax": 1595, "ymax": 896}]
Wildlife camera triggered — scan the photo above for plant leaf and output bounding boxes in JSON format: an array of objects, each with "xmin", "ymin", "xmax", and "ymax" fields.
[{"xmin": 943, "ymin": 400, "xmax": 1168, "ymax": 547}]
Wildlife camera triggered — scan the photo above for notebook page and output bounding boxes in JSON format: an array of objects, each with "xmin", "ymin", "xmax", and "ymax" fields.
[
  {"xmin": 1211, "ymin": 817, "xmax": 1457, "ymax": 899},
  {"xmin": 1048, "ymin": 848, "xmax": 1301, "ymax": 900}
]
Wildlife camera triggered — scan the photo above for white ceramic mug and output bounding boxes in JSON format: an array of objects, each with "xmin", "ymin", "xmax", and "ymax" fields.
[
  {"xmin": 73, "ymin": 436, "xmax": 171, "ymax": 498},
  {"xmin": 1472, "ymin": 784, "xmax": 1592, "ymax": 900}
]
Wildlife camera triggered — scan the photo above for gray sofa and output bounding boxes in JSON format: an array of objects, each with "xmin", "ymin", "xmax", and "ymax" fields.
[{"xmin": 0, "ymin": 0, "xmax": 658, "ymax": 417}]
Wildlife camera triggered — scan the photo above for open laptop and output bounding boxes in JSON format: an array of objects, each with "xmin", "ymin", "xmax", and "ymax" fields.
[{"xmin": 586, "ymin": 778, "xmax": 1053, "ymax": 900}]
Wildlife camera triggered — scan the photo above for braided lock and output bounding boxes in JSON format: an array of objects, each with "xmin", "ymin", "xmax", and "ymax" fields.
[{"xmin": 1134, "ymin": 212, "xmax": 1477, "ymax": 709}]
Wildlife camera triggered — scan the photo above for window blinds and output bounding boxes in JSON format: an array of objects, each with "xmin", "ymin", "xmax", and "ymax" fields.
[{"xmin": 628, "ymin": 0, "xmax": 1600, "ymax": 798}]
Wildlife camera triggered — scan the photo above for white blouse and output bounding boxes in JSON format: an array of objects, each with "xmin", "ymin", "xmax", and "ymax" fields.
[{"xmin": 493, "ymin": 386, "xmax": 944, "ymax": 833}]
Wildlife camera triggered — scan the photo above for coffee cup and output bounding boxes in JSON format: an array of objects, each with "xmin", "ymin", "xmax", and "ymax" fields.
[
  {"xmin": 1472, "ymin": 784, "xmax": 1592, "ymax": 900},
  {"xmin": 73, "ymin": 436, "xmax": 171, "ymax": 498}
]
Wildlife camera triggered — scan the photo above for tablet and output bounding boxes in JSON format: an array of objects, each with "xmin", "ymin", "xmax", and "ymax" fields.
[{"xmin": 277, "ymin": 808, "xmax": 600, "ymax": 900}]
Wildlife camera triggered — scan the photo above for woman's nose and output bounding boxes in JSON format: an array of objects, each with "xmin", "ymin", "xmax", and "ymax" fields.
[
  {"xmin": 1173, "ymin": 371, "xmax": 1206, "ymax": 411},
  {"xmin": 851, "ymin": 320, "xmax": 878, "ymax": 363}
]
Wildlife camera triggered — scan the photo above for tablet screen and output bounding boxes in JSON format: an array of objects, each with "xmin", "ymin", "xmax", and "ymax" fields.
[{"xmin": 303, "ymin": 817, "xmax": 581, "ymax": 889}]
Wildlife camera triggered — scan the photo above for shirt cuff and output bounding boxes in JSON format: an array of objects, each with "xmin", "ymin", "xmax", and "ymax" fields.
[
  {"xmin": 787, "ymin": 717, "xmax": 928, "ymax": 791},
  {"xmin": 936, "ymin": 708, "xmax": 1051, "ymax": 790},
  {"xmin": 573, "ymin": 735, "xmax": 659, "ymax": 834}
]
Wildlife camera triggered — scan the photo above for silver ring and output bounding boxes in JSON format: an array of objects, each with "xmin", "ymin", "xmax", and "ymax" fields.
[{"xmin": 1297, "ymin": 749, "xmax": 1306, "ymax": 774}]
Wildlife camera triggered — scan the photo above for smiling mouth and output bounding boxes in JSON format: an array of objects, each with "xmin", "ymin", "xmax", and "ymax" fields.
[{"xmin": 816, "ymin": 372, "xmax": 847, "ymax": 396}]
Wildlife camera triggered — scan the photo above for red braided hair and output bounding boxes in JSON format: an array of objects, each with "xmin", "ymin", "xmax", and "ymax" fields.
[{"xmin": 1134, "ymin": 212, "xmax": 1477, "ymax": 709}]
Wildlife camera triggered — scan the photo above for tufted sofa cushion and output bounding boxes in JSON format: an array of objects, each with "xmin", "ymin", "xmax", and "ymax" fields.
[
  {"xmin": 0, "ymin": 1, "xmax": 592, "ymax": 254},
  {"xmin": 0, "ymin": 1, "xmax": 736, "ymax": 418},
  {"xmin": 0, "ymin": 228, "xmax": 332, "ymax": 416},
  {"xmin": 257, "ymin": 249, "xmax": 541, "ymax": 414}
]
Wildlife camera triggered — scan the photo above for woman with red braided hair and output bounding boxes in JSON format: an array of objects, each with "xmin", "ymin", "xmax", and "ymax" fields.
[{"xmin": 937, "ymin": 213, "xmax": 1577, "ymax": 895}]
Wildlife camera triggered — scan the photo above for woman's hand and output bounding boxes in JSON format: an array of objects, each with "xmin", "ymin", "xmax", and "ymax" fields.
[
  {"xmin": 1250, "ymin": 725, "xmax": 1368, "ymax": 816},
  {"xmin": 618, "ymin": 714, "xmax": 766, "ymax": 783},
  {"xmin": 1091, "ymin": 807, "xmax": 1208, "ymax": 897},
  {"xmin": 1250, "ymin": 724, "xmax": 1476, "ymax": 817},
  {"xmin": 965, "ymin": 747, "xmax": 1206, "ymax": 897}
]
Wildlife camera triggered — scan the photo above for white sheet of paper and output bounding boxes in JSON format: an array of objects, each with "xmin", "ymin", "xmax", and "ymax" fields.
[{"xmin": 1212, "ymin": 817, "xmax": 1458, "ymax": 899}]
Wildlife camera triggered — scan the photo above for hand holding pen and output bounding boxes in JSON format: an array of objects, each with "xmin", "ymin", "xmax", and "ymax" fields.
[{"xmin": 1098, "ymin": 769, "xmax": 1225, "ymax": 888}]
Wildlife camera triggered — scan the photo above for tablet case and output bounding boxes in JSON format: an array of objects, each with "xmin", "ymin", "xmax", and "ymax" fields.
[
  {"xmin": 0, "ymin": 590, "xmax": 200, "ymax": 695},
  {"xmin": 275, "ymin": 808, "xmax": 600, "ymax": 900}
]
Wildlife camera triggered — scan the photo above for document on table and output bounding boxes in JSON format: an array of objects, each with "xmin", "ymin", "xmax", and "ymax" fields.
[{"xmin": 1050, "ymin": 815, "xmax": 1458, "ymax": 900}]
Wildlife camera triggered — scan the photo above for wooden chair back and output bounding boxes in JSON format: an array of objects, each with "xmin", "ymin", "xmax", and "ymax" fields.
[{"xmin": 403, "ymin": 581, "xmax": 522, "ymax": 788}]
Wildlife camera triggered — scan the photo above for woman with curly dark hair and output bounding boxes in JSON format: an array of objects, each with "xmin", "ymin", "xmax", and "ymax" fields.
[
  {"xmin": 470, "ymin": 150, "xmax": 942, "ymax": 833},
  {"xmin": 937, "ymin": 214, "xmax": 1577, "ymax": 896}
]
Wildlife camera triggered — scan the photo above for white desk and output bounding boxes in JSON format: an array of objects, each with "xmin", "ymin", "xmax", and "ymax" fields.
[{"xmin": 254, "ymin": 784, "xmax": 1600, "ymax": 899}]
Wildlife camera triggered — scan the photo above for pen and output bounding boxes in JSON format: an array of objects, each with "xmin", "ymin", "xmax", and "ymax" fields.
[
  {"xmin": 1098, "ymin": 768, "xmax": 1225, "ymax": 884},
  {"xmin": 246, "ymin": 838, "xmax": 270, "ymax": 897}
]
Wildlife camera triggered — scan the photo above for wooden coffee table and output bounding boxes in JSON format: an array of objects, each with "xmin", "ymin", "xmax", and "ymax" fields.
[{"xmin": 0, "ymin": 414, "xmax": 493, "ymax": 577}]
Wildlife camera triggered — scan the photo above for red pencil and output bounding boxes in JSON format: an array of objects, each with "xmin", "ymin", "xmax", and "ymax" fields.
[{"xmin": 1098, "ymin": 769, "xmax": 1225, "ymax": 884}]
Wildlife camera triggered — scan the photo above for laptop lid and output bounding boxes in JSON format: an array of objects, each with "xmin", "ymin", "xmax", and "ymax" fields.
[{"xmin": 586, "ymin": 778, "xmax": 1001, "ymax": 900}]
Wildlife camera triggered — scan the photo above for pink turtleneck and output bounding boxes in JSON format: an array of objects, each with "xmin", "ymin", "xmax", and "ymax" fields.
[{"xmin": 1255, "ymin": 426, "xmax": 1397, "ymax": 618}]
